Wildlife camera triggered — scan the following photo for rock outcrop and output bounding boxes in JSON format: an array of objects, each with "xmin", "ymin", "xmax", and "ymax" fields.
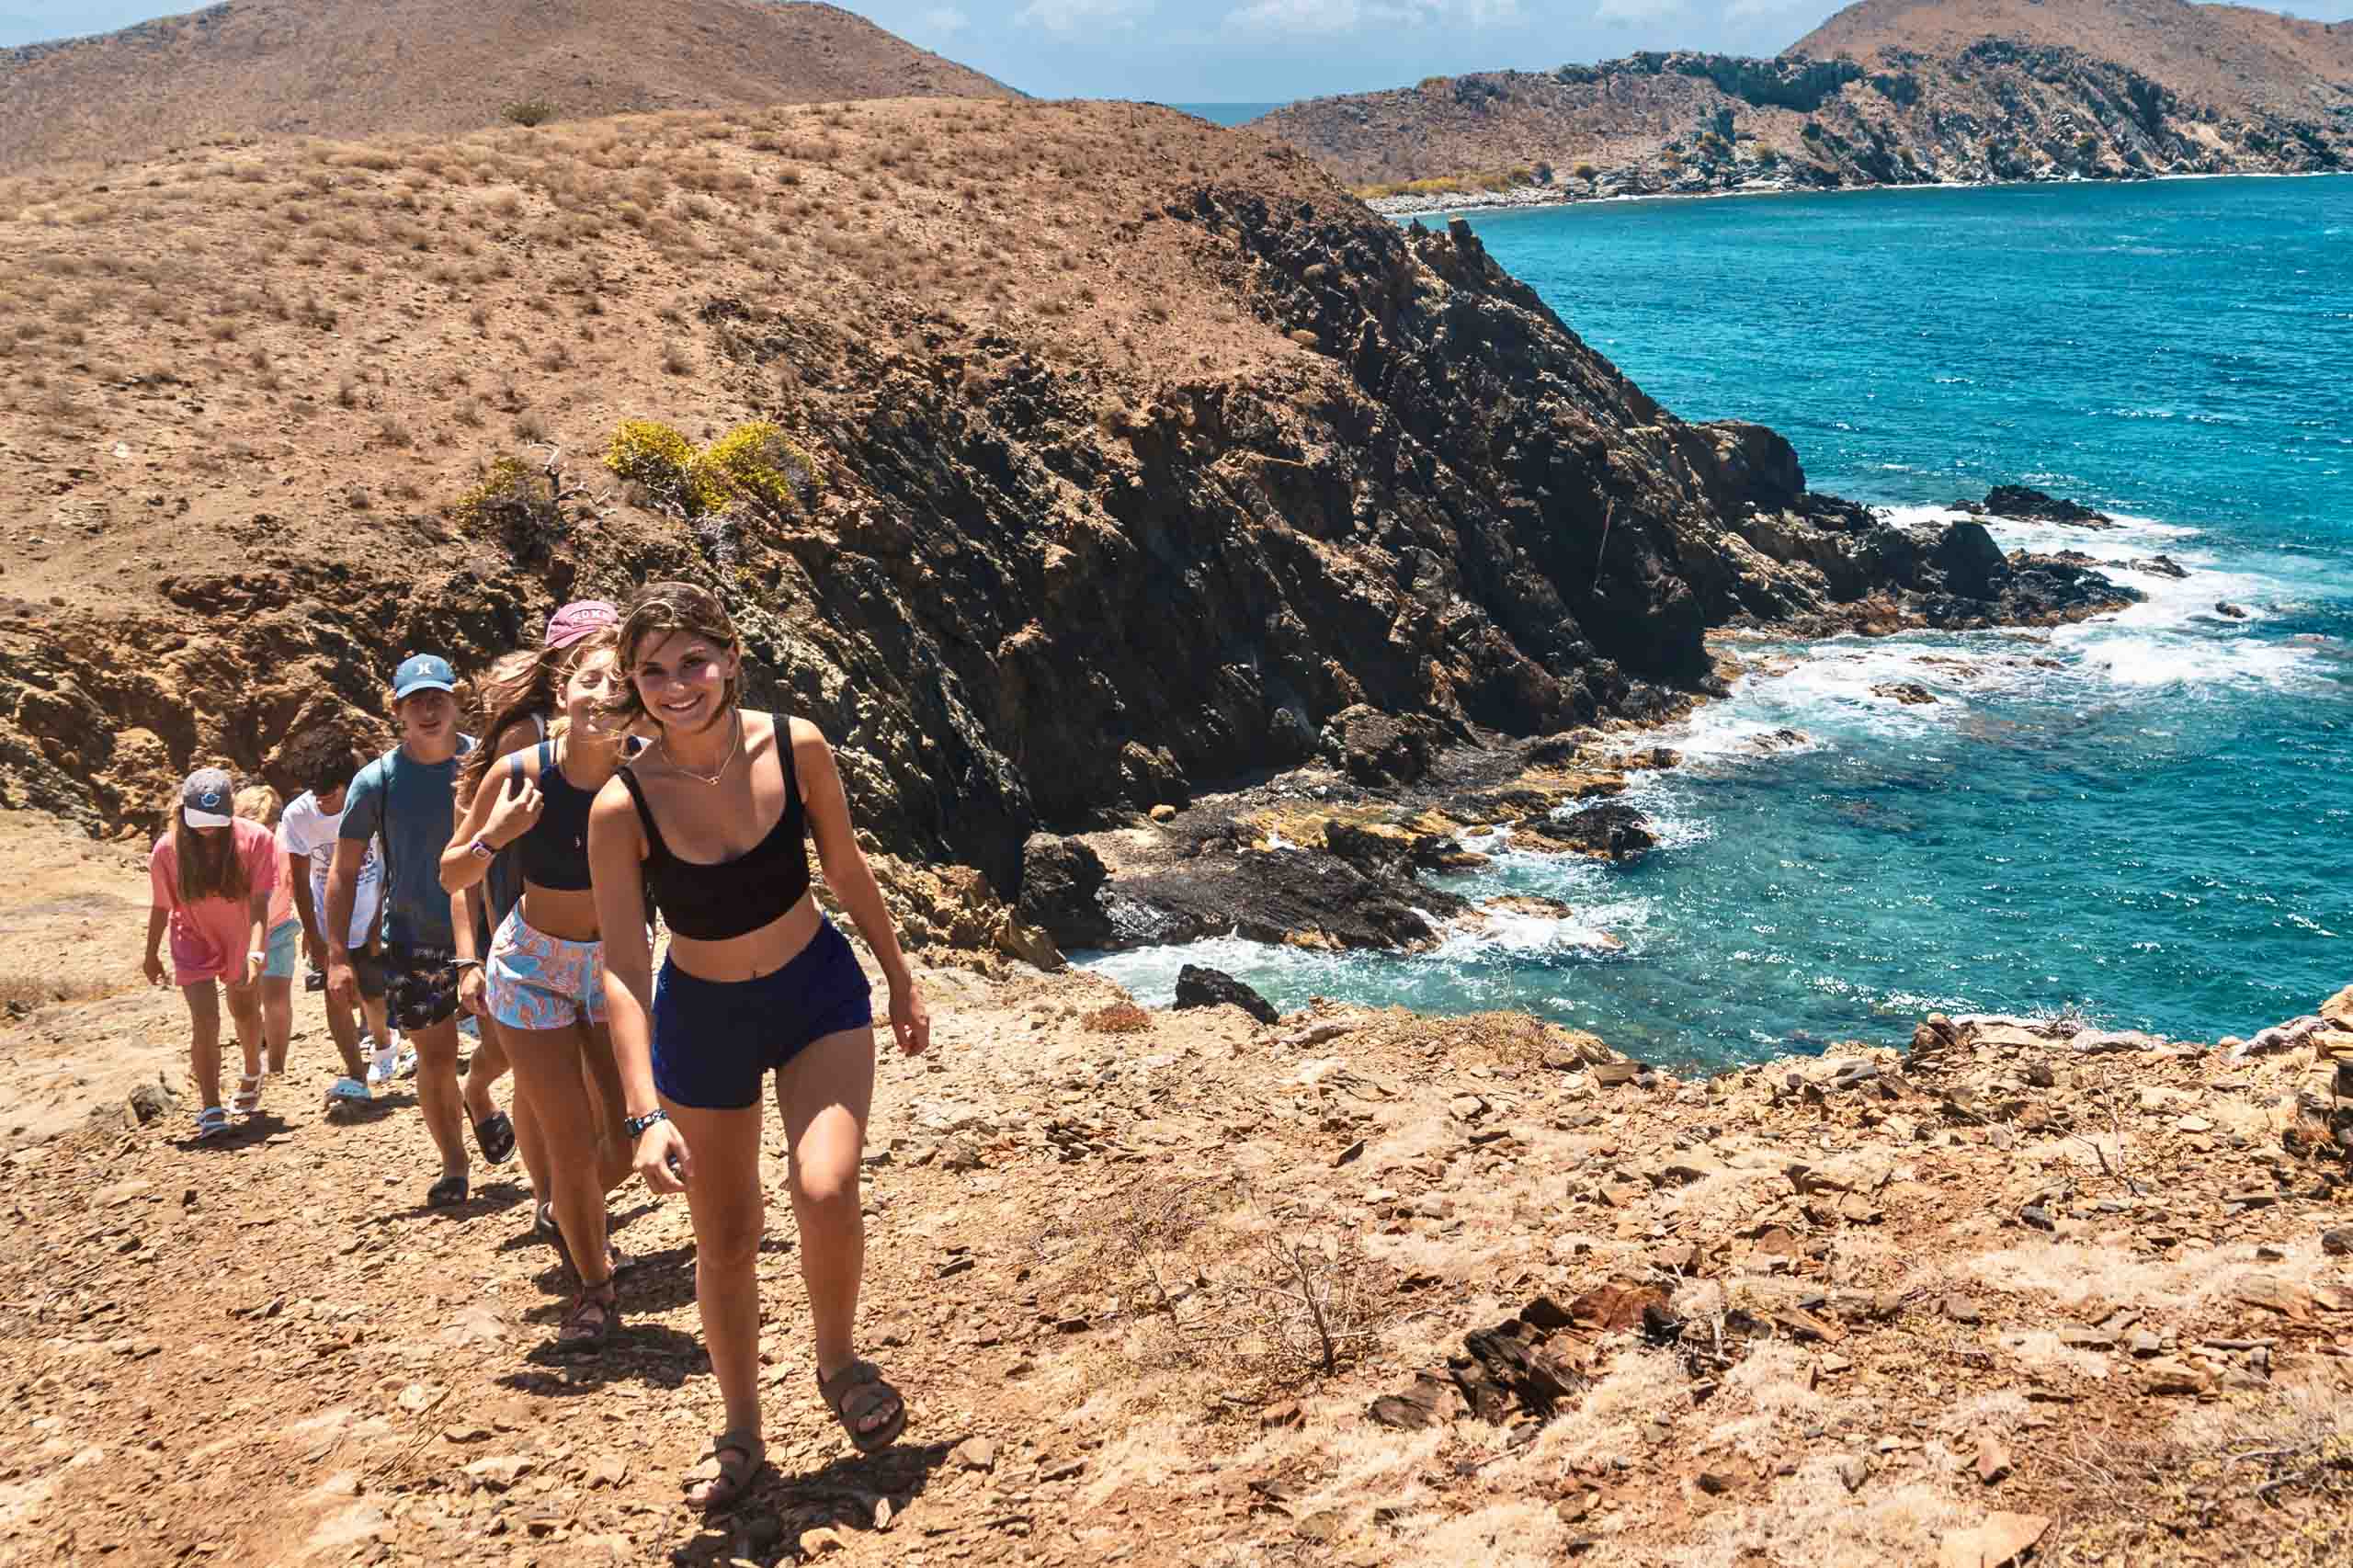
[
  {"xmin": 0, "ymin": 104, "xmax": 2129, "ymax": 916},
  {"xmin": 1257, "ymin": 0, "xmax": 2353, "ymax": 210}
]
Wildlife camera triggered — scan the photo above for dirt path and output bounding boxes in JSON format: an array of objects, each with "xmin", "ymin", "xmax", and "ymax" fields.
[{"xmin": 1, "ymin": 815, "xmax": 2349, "ymax": 1567}]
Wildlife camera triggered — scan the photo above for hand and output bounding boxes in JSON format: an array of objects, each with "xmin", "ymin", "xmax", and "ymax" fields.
[
  {"xmin": 635, "ymin": 1117, "xmax": 691, "ymax": 1194},
  {"xmin": 326, "ymin": 954, "xmax": 358, "ymax": 1007},
  {"xmin": 483, "ymin": 771, "xmax": 545, "ymax": 847},
  {"xmin": 458, "ymin": 964, "xmax": 487, "ymax": 1017},
  {"xmin": 142, "ymin": 952, "xmax": 166, "ymax": 988},
  {"xmin": 244, "ymin": 949, "xmax": 266, "ymax": 988},
  {"xmin": 889, "ymin": 981, "xmax": 931, "ymax": 1056},
  {"xmin": 303, "ymin": 933, "xmax": 326, "ymax": 973}
]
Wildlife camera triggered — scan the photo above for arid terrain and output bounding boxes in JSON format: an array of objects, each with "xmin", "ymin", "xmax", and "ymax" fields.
[
  {"xmin": 1254, "ymin": 0, "xmax": 2353, "ymax": 208},
  {"xmin": 0, "ymin": 0, "xmax": 1017, "ymax": 174},
  {"xmin": 1, "ymin": 809, "xmax": 2347, "ymax": 1567},
  {"xmin": 2, "ymin": 6, "xmax": 2347, "ymax": 1564}
]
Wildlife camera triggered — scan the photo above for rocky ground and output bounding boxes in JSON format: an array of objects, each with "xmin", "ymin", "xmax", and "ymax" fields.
[{"xmin": 4, "ymin": 810, "xmax": 2348, "ymax": 1568}]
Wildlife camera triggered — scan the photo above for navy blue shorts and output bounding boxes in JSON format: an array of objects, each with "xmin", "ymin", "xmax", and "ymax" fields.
[{"xmin": 651, "ymin": 919, "xmax": 875, "ymax": 1109}]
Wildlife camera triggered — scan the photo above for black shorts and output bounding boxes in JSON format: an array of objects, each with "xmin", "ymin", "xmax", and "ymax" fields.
[
  {"xmin": 347, "ymin": 947, "xmax": 389, "ymax": 1001},
  {"xmin": 384, "ymin": 942, "xmax": 461, "ymax": 1032}
]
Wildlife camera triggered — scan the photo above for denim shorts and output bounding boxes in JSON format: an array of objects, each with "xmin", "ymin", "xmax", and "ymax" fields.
[
  {"xmin": 652, "ymin": 919, "xmax": 874, "ymax": 1109},
  {"xmin": 260, "ymin": 919, "xmax": 302, "ymax": 982},
  {"xmin": 486, "ymin": 908, "xmax": 606, "ymax": 1032}
]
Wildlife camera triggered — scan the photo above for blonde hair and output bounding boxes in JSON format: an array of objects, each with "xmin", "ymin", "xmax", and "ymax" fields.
[{"xmin": 233, "ymin": 784, "xmax": 283, "ymax": 828}]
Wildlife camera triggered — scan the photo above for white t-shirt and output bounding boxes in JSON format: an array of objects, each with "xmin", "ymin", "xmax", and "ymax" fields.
[{"xmin": 281, "ymin": 789, "xmax": 384, "ymax": 949}]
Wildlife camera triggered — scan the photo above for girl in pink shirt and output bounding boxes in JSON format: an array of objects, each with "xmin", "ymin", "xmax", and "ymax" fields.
[{"xmin": 144, "ymin": 767, "xmax": 278, "ymax": 1140}]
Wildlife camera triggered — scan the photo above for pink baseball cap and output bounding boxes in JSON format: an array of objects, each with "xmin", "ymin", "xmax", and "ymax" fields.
[{"xmin": 544, "ymin": 600, "xmax": 619, "ymax": 651}]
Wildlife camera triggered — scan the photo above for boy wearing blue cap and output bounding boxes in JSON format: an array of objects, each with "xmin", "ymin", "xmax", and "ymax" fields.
[{"xmin": 325, "ymin": 653, "xmax": 514, "ymax": 1207}]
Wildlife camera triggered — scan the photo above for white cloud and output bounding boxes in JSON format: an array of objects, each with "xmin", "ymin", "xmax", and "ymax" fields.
[
  {"xmin": 1017, "ymin": 0, "xmax": 1154, "ymax": 33},
  {"xmin": 1226, "ymin": 0, "xmax": 1525, "ymax": 33},
  {"xmin": 917, "ymin": 5, "xmax": 972, "ymax": 35}
]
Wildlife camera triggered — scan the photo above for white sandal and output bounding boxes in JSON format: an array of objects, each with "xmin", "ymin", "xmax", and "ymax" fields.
[
  {"xmin": 230, "ymin": 1071, "xmax": 266, "ymax": 1119},
  {"xmin": 194, "ymin": 1106, "xmax": 231, "ymax": 1141}
]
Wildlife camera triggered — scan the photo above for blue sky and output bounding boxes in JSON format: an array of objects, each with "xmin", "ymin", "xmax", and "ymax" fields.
[{"xmin": 6, "ymin": 2, "xmax": 2349, "ymax": 102}]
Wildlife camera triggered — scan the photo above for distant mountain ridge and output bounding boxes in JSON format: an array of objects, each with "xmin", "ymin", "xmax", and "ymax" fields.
[
  {"xmin": 0, "ymin": 0, "xmax": 1018, "ymax": 172},
  {"xmin": 1252, "ymin": 0, "xmax": 2353, "ymax": 207}
]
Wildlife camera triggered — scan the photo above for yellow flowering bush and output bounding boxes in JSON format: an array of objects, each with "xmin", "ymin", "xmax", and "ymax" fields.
[
  {"xmin": 693, "ymin": 421, "xmax": 824, "ymax": 524},
  {"xmin": 604, "ymin": 419, "xmax": 716, "ymax": 514}
]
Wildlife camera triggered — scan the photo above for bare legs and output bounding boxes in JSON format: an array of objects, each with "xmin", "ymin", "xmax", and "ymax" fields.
[
  {"xmin": 776, "ymin": 1026, "xmax": 876, "ymax": 1384},
  {"xmin": 499, "ymin": 1019, "xmax": 630, "ymax": 1285},
  {"xmin": 409, "ymin": 1017, "xmax": 467, "ymax": 1182},
  {"xmin": 665, "ymin": 1022, "xmax": 881, "ymax": 1503},
  {"xmin": 258, "ymin": 975, "xmax": 293, "ymax": 1075},
  {"xmin": 182, "ymin": 977, "xmax": 263, "ymax": 1111}
]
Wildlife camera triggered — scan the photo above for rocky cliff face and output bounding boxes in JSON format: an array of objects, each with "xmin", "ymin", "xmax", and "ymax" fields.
[{"xmin": 0, "ymin": 102, "xmax": 2122, "ymax": 909}]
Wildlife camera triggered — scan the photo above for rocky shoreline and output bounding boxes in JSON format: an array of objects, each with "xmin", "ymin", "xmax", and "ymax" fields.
[
  {"xmin": 1363, "ymin": 165, "xmax": 2348, "ymax": 222},
  {"xmin": 1010, "ymin": 494, "xmax": 2143, "ymax": 969}
]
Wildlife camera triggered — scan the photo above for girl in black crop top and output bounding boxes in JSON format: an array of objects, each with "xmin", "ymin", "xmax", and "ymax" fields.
[
  {"xmin": 440, "ymin": 624, "xmax": 639, "ymax": 1354},
  {"xmin": 585, "ymin": 583, "xmax": 931, "ymax": 1506}
]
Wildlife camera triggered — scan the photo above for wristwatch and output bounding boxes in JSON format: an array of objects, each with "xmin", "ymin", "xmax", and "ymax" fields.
[
  {"xmin": 625, "ymin": 1109, "xmax": 668, "ymax": 1138},
  {"xmin": 467, "ymin": 835, "xmax": 496, "ymax": 860}
]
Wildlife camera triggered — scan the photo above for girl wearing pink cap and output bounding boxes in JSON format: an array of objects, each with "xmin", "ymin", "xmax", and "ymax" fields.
[{"xmin": 144, "ymin": 767, "xmax": 280, "ymax": 1141}]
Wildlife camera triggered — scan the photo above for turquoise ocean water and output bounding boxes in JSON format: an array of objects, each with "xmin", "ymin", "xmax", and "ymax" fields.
[{"xmin": 1085, "ymin": 176, "xmax": 2353, "ymax": 1068}]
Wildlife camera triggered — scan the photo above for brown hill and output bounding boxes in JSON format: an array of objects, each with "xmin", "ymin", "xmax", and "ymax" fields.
[
  {"xmin": 1796, "ymin": 0, "xmax": 2353, "ymax": 122},
  {"xmin": 0, "ymin": 0, "xmax": 1017, "ymax": 173},
  {"xmin": 1255, "ymin": 0, "xmax": 2353, "ymax": 206},
  {"xmin": 0, "ymin": 96, "xmax": 2076, "ymax": 898}
]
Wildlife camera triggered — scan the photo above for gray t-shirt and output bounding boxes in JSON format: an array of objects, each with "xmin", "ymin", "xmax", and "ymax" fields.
[{"xmin": 338, "ymin": 736, "xmax": 474, "ymax": 949}]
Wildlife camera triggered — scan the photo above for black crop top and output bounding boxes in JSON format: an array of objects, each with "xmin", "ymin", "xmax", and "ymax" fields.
[
  {"xmin": 510, "ymin": 740, "xmax": 597, "ymax": 892},
  {"xmin": 614, "ymin": 720, "xmax": 811, "ymax": 941}
]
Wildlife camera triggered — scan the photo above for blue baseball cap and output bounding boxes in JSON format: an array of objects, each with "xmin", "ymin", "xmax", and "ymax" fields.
[{"xmin": 392, "ymin": 653, "xmax": 457, "ymax": 699}]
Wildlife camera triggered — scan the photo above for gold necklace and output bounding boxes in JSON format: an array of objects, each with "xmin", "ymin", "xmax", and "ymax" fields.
[{"xmin": 662, "ymin": 710, "xmax": 742, "ymax": 787}]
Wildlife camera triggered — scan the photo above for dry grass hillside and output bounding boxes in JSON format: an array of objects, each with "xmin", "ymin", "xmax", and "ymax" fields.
[
  {"xmin": 5, "ymin": 93, "xmax": 1881, "ymax": 901},
  {"xmin": 1796, "ymin": 0, "xmax": 2353, "ymax": 121},
  {"xmin": 0, "ymin": 0, "xmax": 1017, "ymax": 174}
]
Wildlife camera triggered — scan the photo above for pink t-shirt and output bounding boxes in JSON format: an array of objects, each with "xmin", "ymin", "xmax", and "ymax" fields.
[
  {"xmin": 150, "ymin": 819, "xmax": 280, "ymax": 983},
  {"xmin": 265, "ymin": 823, "xmax": 296, "ymax": 930}
]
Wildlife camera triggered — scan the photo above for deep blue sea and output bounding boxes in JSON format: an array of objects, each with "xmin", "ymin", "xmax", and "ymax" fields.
[{"xmin": 1086, "ymin": 176, "xmax": 2353, "ymax": 1067}]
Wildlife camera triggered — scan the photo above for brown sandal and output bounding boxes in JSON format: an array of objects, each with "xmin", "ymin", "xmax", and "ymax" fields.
[
  {"xmin": 684, "ymin": 1428, "xmax": 766, "ymax": 1512},
  {"xmin": 555, "ymin": 1278, "xmax": 619, "ymax": 1355},
  {"xmin": 817, "ymin": 1359, "xmax": 907, "ymax": 1454}
]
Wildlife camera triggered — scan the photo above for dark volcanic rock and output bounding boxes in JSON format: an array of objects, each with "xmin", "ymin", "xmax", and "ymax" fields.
[
  {"xmin": 1321, "ymin": 705, "xmax": 1447, "ymax": 787},
  {"xmin": 1016, "ymin": 833, "xmax": 1114, "ymax": 951},
  {"xmin": 1519, "ymin": 802, "xmax": 1659, "ymax": 864},
  {"xmin": 2215, "ymin": 601, "xmax": 2250, "ymax": 619},
  {"xmin": 1976, "ymin": 486, "xmax": 2116, "ymax": 528},
  {"xmin": 1872, "ymin": 682, "xmax": 1939, "ymax": 706},
  {"xmin": 1173, "ymin": 964, "xmax": 1281, "ymax": 1025},
  {"xmin": 1117, "ymin": 847, "xmax": 1466, "ymax": 951}
]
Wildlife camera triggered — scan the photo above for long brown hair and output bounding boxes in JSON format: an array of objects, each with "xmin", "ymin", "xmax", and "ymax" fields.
[
  {"xmin": 459, "ymin": 629, "xmax": 621, "ymax": 799},
  {"xmin": 604, "ymin": 582, "xmax": 743, "ymax": 730},
  {"xmin": 169, "ymin": 802, "xmax": 250, "ymax": 906}
]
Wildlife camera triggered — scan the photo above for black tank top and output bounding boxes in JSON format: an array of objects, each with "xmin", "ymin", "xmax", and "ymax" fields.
[
  {"xmin": 615, "ymin": 719, "xmax": 811, "ymax": 942},
  {"xmin": 510, "ymin": 739, "xmax": 597, "ymax": 892}
]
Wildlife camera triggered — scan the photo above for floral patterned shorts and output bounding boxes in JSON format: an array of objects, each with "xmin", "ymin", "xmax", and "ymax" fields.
[{"xmin": 485, "ymin": 908, "xmax": 607, "ymax": 1032}]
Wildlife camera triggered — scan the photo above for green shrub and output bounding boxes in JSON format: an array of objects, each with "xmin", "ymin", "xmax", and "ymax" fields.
[
  {"xmin": 604, "ymin": 419, "xmax": 713, "ymax": 515},
  {"xmin": 502, "ymin": 99, "xmax": 557, "ymax": 128},
  {"xmin": 694, "ymin": 421, "xmax": 823, "ymax": 523}
]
